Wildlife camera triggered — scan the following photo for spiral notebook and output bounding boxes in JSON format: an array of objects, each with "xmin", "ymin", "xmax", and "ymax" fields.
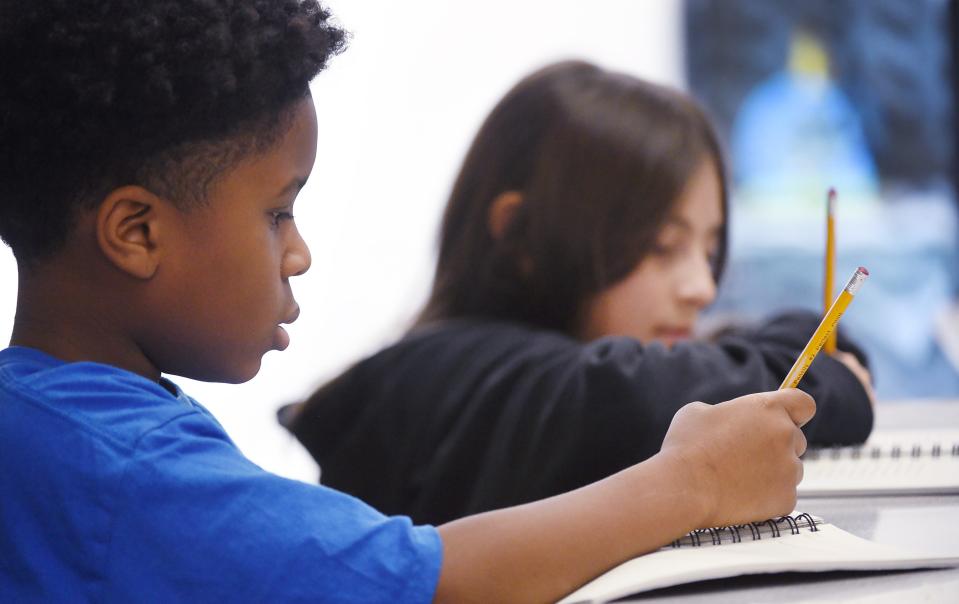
[
  {"xmin": 558, "ymin": 513, "xmax": 959, "ymax": 604},
  {"xmin": 798, "ymin": 429, "xmax": 959, "ymax": 496}
]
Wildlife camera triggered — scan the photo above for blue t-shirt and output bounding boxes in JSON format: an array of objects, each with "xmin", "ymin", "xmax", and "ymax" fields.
[{"xmin": 0, "ymin": 346, "xmax": 442, "ymax": 603}]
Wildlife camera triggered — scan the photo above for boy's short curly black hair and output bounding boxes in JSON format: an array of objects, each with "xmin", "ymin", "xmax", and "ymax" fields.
[{"xmin": 0, "ymin": 0, "xmax": 346, "ymax": 265}]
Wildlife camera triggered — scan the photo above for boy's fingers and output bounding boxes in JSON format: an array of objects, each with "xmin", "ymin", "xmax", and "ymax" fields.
[
  {"xmin": 776, "ymin": 389, "xmax": 816, "ymax": 427},
  {"xmin": 794, "ymin": 427, "xmax": 808, "ymax": 457}
]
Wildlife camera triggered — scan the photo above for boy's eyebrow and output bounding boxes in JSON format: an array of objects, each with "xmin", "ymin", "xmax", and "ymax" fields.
[{"xmin": 274, "ymin": 177, "xmax": 308, "ymax": 198}]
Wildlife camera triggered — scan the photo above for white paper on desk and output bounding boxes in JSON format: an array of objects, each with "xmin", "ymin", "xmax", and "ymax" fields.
[
  {"xmin": 799, "ymin": 429, "xmax": 959, "ymax": 496},
  {"xmin": 557, "ymin": 523, "xmax": 959, "ymax": 604},
  {"xmin": 871, "ymin": 506, "xmax": 959, "ymax": 559}
]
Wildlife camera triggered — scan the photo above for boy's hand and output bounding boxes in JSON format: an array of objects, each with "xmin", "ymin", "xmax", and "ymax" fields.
[
  {"xmin": 436, "ymin": 389, "xmax": 815, "ymax": 604},
  {"xmin": 659, "ymin": 389, "xmax": 816, "ymax": 529}
]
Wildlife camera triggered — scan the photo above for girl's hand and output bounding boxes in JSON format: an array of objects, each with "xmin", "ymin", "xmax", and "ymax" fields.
[{"xmin": 833, "ymin": 350, "xmax": 876, "ymax": 408}]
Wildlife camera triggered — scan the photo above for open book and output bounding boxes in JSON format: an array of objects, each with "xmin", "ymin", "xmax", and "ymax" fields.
[
  {"xmin": 798, "ymin": 429, "xmax": 959, "ymax": 496},
  {"xmin": 558, "ymin": 513, "xmax": 959, "ymax": 604}
]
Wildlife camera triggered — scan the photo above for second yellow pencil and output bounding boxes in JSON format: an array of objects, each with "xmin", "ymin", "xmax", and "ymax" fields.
[
  {"xmin": 824, "ymin": 188, "xmax": 837, "ymax": 354},
  {"xmin": 780, "ymin": 266, "xmax": 868, "ymax": 390}
]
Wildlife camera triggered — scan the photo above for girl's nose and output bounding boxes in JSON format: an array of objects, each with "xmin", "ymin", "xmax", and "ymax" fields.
[{"xmin": 677, "ymin": 251, "xmax": 716, "ymax": 308}]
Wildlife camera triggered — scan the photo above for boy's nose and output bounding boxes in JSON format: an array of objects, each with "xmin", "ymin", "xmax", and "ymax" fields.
[{"xmin": 284, "ymin": 226, "xmax": 312, "ymax": 278}]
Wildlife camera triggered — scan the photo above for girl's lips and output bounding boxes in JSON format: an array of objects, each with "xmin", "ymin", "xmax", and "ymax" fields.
[{"xmin": 656, "ymin": 327, "xmax": 692, "ymax": 340}]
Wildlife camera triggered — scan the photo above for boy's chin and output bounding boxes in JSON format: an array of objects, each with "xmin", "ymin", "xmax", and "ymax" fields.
[
  {"xmin": 222, "ymin": 360, "xmax": 264, "ymax": 384},
  {"xmin": 176, "ymin": 358, "xmax": 264, "ymax": 385}
]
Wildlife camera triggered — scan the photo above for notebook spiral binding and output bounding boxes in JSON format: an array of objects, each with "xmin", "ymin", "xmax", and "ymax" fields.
[
  {"xmin": 803, "ymin": 441, "xmax": 959, "ymax": 461},
  {"xmin": 668, "ymin": 513, "xmax": 819, "ymax": 548}
]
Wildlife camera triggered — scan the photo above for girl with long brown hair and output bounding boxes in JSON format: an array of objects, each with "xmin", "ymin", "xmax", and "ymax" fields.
[{"xmin": 284, "ymin": 60, "xmax": 875, "ymax": 525}]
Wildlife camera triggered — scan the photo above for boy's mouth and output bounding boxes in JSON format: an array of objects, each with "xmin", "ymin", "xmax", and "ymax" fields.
[
  {"xmin": 274, "ymin": 325, "xmax": 291, "ymax": 351},
  {"xmin": 282, "ymin": 304, "xmax": 301, "ymax": 325},
  {"xmin": 274, "ymin": 304, "xmax": 301, "ymax": 351}
]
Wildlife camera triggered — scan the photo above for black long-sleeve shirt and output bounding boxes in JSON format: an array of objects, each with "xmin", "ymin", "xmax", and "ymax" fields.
[{"xmin": 284, "ymin": 311, "xmax": 874, "ymax": 525}]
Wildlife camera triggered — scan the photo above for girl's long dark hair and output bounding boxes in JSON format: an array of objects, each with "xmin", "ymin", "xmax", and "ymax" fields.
[{"xmin": 416, "ymin": 60, "xmax": 729, "ymax": 334}]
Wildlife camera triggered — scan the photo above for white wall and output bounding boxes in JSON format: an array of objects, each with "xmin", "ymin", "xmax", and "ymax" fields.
[{"xmin": 0, "ymin": 0, "xmax": 683, "ymax": 480}]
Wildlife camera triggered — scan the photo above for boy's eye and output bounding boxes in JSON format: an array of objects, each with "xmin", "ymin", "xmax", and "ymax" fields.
[{"xmin": 270, "ymin": 211, "xmax": 294, "ymax": 227}]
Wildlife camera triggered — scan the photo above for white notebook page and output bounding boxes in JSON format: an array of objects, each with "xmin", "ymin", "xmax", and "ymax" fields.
[{"xmin": 558, "ymin": 520, "xmax": 958, "ymax": 604}]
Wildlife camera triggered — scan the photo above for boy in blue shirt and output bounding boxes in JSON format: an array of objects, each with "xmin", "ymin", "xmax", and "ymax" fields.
[{"xmin": 0, "ymin": 1, "xmax": 816, "ymax": 602}]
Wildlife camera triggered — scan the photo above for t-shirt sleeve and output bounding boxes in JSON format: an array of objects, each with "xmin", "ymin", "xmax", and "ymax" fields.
[{"xmin": 103, "ymin": 411, "xmax": 442, "ymax": 603}]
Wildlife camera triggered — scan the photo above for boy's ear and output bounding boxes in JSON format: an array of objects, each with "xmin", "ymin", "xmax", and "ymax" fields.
[
  {"xmin": 95, "ymin": 185, "xmax": 166, "ymax": 280},
  {"xmin": 487, "ymin": 191, "xmax": 524, "ymax": 240}
]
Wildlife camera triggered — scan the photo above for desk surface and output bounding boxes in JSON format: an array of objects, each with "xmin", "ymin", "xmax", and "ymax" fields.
[{"xmin": 620, "ymin": 400, "xmax": 959, "ymax": 603}]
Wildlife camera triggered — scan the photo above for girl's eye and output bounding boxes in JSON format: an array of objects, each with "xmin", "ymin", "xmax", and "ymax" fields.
[
  {"xmin": 270, "ymin": 211, "xmax": 294, "ymax": 227},
  {"xmin": 651, "ymin": 241, "xmax": 681, "ymax": 258}
]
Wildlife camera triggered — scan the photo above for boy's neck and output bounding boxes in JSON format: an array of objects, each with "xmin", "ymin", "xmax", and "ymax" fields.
[{"xmin": 10, "ymin": 259, "xmax": 162, "ymax": 382}]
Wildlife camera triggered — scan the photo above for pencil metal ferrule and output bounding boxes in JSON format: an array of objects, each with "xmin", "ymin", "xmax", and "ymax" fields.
[{"xmin": 844, "ymin": 267, "xmax": 868, "ymax": 295}]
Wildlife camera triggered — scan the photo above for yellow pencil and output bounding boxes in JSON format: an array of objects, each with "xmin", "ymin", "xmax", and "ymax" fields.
[
  {"xmin": 823, "ymin": 188, "xmax": 837, "ymax": 353},
  {"xmin": 780, "ymin": 266, "xmax": 868, "ymax": 390}
]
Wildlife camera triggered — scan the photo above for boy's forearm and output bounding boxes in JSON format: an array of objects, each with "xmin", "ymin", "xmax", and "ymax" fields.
[{"xmin": 434, "ymin": 451, "xmax": 707, "ymax": 604}]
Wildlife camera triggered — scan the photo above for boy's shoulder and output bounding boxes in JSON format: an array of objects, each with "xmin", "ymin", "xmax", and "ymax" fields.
[
  {"xmin": 0, "ymin": 347, "xmax": 445, "ymax": 602},
  {"xmin": 0, "ymin": 346, "xmax": 209, "ymax": 452}
]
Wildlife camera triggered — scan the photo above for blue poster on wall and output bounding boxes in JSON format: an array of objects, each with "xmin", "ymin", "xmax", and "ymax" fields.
[{"xmin": 685, "ymin": 0, "xmax": 959, "ymax": 398}]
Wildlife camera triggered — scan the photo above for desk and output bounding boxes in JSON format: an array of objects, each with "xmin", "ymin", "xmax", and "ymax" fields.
[{"xmin": 620, "ymin": 400, "xmax": 959, "ymax": 603}]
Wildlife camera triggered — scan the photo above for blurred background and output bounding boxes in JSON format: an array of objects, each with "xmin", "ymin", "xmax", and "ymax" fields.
[
  {"xmin": 0, "ymin": 0, "xmax": 955, "ymax": 479},
  {"xmin": 687, "ymin": 0, "xmax": 958, "ymax": 399}
]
